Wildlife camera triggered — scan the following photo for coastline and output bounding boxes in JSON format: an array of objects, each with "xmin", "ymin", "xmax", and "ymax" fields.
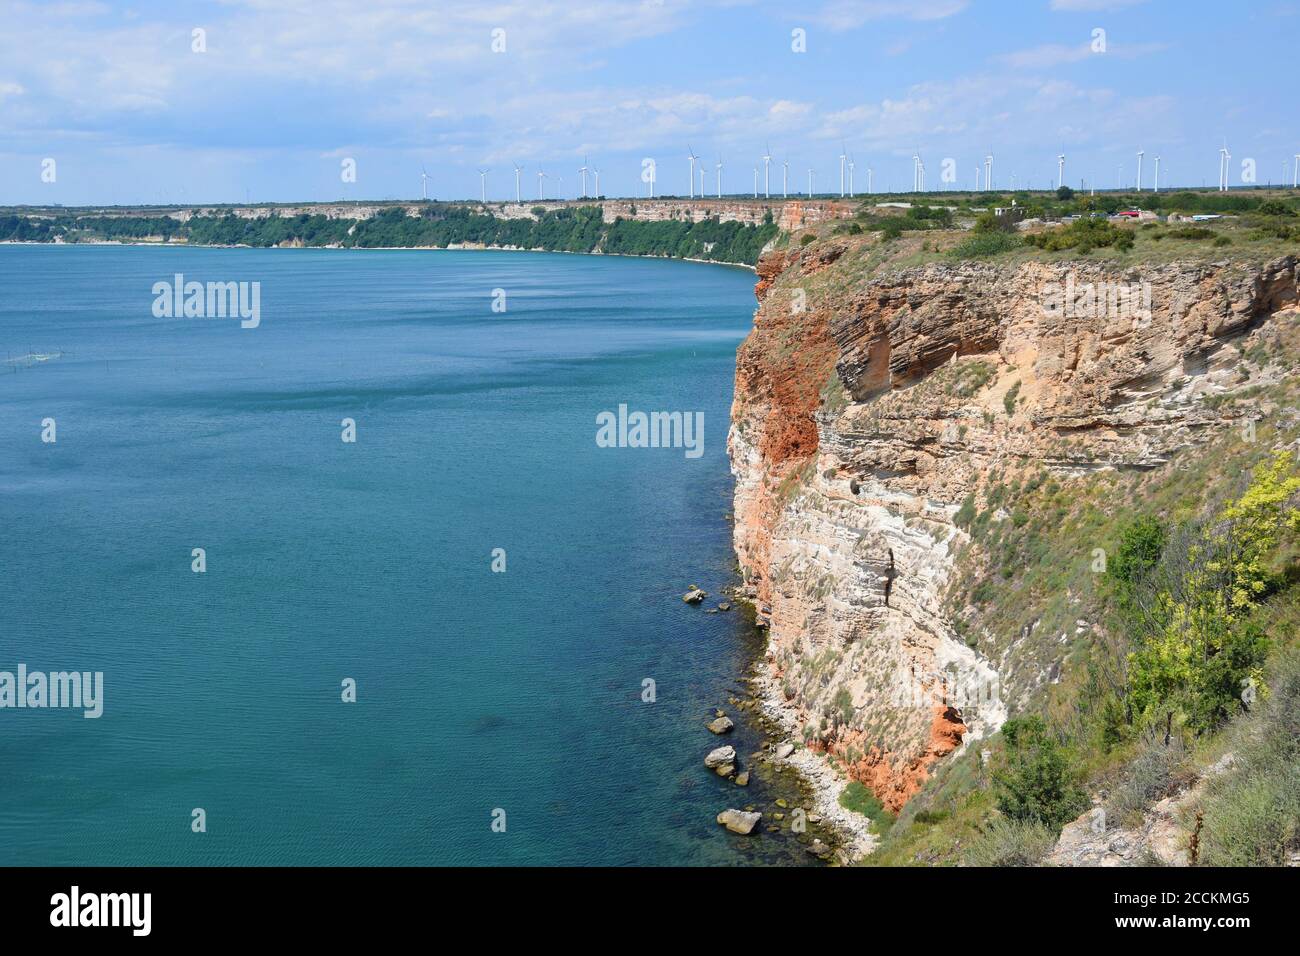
[
  {"xmin": 747, "ymin": 666, "xmax": 881, "ymax": 862},
  {"xmin": 0, "ymin": 238, "xmax": 761, "ymax": 272}
]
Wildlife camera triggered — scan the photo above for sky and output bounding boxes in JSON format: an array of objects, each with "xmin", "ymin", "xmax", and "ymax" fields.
[{"xmin": 1, "ymin": 0, "xmax": 1297, "ymax": 206}]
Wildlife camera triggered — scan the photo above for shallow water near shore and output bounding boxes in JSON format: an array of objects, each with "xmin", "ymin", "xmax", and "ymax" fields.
[{"xmin": 0, "ymin": 244, "xmax": 823, "ymax": 865}]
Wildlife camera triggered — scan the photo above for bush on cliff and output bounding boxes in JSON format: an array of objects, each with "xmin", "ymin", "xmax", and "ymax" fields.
[
  {"xmin": 1198, "ymin": 644, "xmax": 1300, "ymax": 865},
  {"xmin": 949, "ymin": 230, "xmax": 1022, "ymax": 259},
  {"xmin": 1025, "ymin": 216, "xmax": 1134, "ymax": 254},
  {"xmin": 991, "ymin": 715, "xmax": 1088, "ymax": 828},
  {"xmin": 1125, "ymin": 452, "xmax": 1299, "ymax": 738},
  {"xmin": 963, "ymin": 818, "xmax": 1056, "ymax": 866}
]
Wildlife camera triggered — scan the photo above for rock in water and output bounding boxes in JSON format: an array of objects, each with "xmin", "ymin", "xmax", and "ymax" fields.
[
  {"xmin": 707, "ymin": 715, "xmax": 735, "ymax": 734},
  {"xmin": 717, "ymin": 809, "xmax": 763, "ymax": 835},
  {"xmin": 704, "ymin": 745, "xmax": 736, "ymax": 770},
  {"xmin": 683, "ymin": 588, "xmax": 707, "ymax": 604},
  {"xmin": 734, "ymin": 770, "xmax": 750, "ymax": 786},
  {"xmin": 806, "ymin": 839, "xmax": 834, "ymax": 860}
]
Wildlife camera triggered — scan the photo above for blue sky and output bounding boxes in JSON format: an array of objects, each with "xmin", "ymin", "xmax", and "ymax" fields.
[{"xmin": 1, "ymin": 0, "xmax": 1297, "ymax": 205}]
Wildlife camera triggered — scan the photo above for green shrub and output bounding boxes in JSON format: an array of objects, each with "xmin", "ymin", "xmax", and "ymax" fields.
[
  {"xmin": 1199, "ymin": 648, "xmax": 1300, "ymax": 865},
  {"xmin": 1105, "ymin": 735, "xmax": 1191, "ymax": 828},
  {"xmin": 1026, "ymin": 216, "xmax": 1133, "ymax": 253},
  {"xmin": 963, "ymin": 818, "xmax": 1057, "ymax": 866},
  {"xmin": 950, "ymin": 230, "xmax": 1021, "ymax": 259},
  {"xmin": 1003, "ymin": 380, "xmax": 1021, "ymax": 415},
  {"xmin": 954, "ymin": 493, "xmax": 977, "ymax": 529},
  {"xmin": 839, "ymin": 780, "xmax": 896, "ymax": 834},
  {"xmin": 1256, "ymin": 200, "xmax": 1296, "ymax": 218},
  {"xmin": 1127, "ymin": 452, "xmax": 1298, "ymax": 735},
  {"xmin": 992, "ymin": 715, "xmax": 1088, "ymax": 827}
]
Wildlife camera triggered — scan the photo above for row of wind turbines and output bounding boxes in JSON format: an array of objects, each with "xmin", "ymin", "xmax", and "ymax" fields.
[
  {"xmin": 423, "ymin": 157, "xmax": 603, "ymax": 203},
  {"xmin": 421, "ymin": 143, "xmax": 1300, "ymax": 203},
  {"xmin": 688, "ymin": 143, "xmax": 871, "ymax": 200}
]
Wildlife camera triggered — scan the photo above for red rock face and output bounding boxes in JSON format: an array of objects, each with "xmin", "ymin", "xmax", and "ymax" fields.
[
  {"xmin": 822, "ymin": 706, "xmax": 969, "ymax": 813},
  {"xmin": 730, "ymin": 247, "xmax": 839, "ymax": 615}
]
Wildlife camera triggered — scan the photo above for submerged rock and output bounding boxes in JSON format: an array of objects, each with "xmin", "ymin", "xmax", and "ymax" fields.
[
  {"xmin": 807, "ymin": 839, "xmax": 834, "ymax": 860},
  {"xmin": 734, "ymin": 770, "xmax": 750, "ymax": 786},
  {"xmin": 717, "ymin": 809, "xmax": 762, "ymax": 835}
]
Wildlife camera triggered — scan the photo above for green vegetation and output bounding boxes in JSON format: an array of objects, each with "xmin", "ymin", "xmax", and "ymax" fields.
[
  {"xmin": 1024, "ymin": 215, "xmax": 1134, "ymax": 253},
  {"xmin": 1125, "ymin": 452, "xmax": 1298, "ymax": 736},
  {"xmin": 0, "ymin": 204, "xmax": 779, "ymax": 265},
  {"xmin": 1002, "ymin": 380, "xmax": 1021, "ymax": 415},
  {"xmin": 963, "ymin": 818, "xmax": 1057, "ymax": 866},
  {"xmin": 839, "ymin": 780, "xmax": 895, "ymax": 833},
  {"xmin": 870, "ymin": 372, "xmax": 1300, "ymax": 865},
  {"xmin": 949, "ymin": 230, "xmax": 1021, "ymax": 258},
  {"xmin": 991, "ymin": 715, "xmax": 1089, "ymax": 827},
  {"xmin": 1198, "ymin": 644, "xmax": 1300, "ymax": 865}
]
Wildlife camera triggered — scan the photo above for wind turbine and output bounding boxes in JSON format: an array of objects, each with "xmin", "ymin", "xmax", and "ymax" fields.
[
  {"xmin": 848, "ymin": 153, "xmax": 855, "ymax": 198},
  {"xmin": 1153, "ymin": 155, "xmax": 1161, "ymax": 193},
  {"xmin": 1057, "ymin": 154, "xmax": 1065, "ymax": 190},
  {"xmin": 477, "ymin": 167, "xmax": 489, "ymax": 203},
  {"xmin": 912, "ymin": 150, "xmax": 921, "ymax": 192},
  {"xmin": 762, "ymin": 143, "xmax": 772, "ymax": 199},
  {"xmin": 716, "ymin": 156, "xmax": 723, "ymax": 199},
  {"xmin": 1136, "ymin": 150, "xmax": 1145, "ymax": 192},
  {"xmin": 593, "ymin": 167, "xmax": 600, "ymax": 197},
  {"xmin": 1294, "ymin": 154, "xmax": 1299, "ymax": 189},
  {"xmin": 578, "ymin": 156, "xmax": 589, "ymax": 198},
  {"xmin": 699, "ymin": 165, "xmax": 705, "ymax": 198},
  {"xmin": 984, "ymin": 151, "xmax": 994, "ymax": 192},
  {"xmin": 512, "ymin": 162, "xmax": 523, "ymax": 203},
  {"xmin": 839, "ymin": 143, "xmax": 847, "ymax": 198},
  {"xmin": 807, "ymin": 167, "xmax": 815, "ymax": 198},
  {"xmin": 557, "ymin": 175, "xmax": 564, "ymax": 200},
  {"xmin": 688, "ymin": 145, "xmax": 698, "ymax": 200},
  {"xmin": 782, "ymin": 159, "xmax": 789, "ymax": 198},
  {"xmin": 867, "ymin": 166, "xmax": 873, "ymax": 194},
  {"xmin": 753, "ymin": 166, "xmax": 758, "ymax": 199},
  {"xmin": 537, "ymin": 168, "xmax": 546, "ymax": 200},
  {"xmin": 1219, "ymin": 141, "xmax": 1231, "ymax": 192},
  {"xmin": 420, "ymin": 165, "xmax": 431, "ymax": 200}
]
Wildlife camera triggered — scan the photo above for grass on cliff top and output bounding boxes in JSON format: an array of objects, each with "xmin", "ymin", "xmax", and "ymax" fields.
[{"xmin": 804, "ymin": 200, "xmax": 1299, "ymax": 274}]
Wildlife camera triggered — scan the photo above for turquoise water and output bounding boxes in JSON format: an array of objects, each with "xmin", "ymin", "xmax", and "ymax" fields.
[{"xmin": 0, "ymin": 245, "xmax": 810, "ymax": 866}]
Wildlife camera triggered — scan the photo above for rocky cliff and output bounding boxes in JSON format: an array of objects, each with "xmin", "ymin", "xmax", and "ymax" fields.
[{"xmin": 729, "ymin": 235, "xmax": 1300, "ymax": 813}]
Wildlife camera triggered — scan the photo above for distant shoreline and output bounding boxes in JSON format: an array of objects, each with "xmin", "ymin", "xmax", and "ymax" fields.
[{"xmin": 0, "ymin": 238, "xmax": 761, "ymax": 272}]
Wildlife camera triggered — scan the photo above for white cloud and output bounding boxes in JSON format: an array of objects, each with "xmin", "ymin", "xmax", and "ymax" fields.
[
  {"xmin": 812, "ymin": 0, "xmax": 969, "ymax": 30},
  {"xmin": 1049, "ymin": 0, "xmax": 1148, "ymax": 10},
  {"xmin": 996, "ymin": 39, "xmax": 1168, "ymax": 68}
]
